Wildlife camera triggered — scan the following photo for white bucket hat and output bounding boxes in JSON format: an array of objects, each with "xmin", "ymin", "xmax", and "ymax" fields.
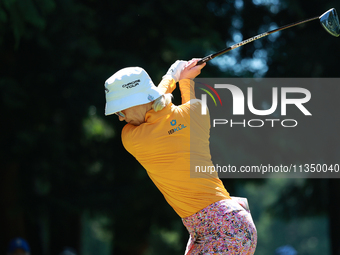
[{"xmin": 104, "ymin": 67, "xmax": 164, "ymax": 116}]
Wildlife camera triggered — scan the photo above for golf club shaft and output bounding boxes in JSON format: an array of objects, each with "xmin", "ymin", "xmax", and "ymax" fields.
[{"xmin": 197, "ymin": 16, "xmax": 319, "ymax": 65}]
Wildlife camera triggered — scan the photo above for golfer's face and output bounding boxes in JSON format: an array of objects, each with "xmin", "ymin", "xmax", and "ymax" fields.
[{"xmin": 117, "ymin": 106, "xmax": 145, "ymax": 126}]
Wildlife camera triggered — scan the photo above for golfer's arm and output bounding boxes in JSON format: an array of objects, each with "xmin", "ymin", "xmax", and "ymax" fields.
[
  {"xmin": 157, "ymin": 77, "xmax": 176, "ymax": 94},
  {"xmin": 179, "ymin": 79, "xmax": 195, "ymax": 104}
]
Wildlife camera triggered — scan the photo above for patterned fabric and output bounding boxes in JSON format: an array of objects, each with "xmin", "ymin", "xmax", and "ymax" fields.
[{"xmin": 182, "ymin": 199, "xmax": 257, "ymax": 254}]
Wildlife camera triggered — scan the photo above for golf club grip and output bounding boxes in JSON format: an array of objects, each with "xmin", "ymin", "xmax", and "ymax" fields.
[{"xmin": 196, "ymin": 55, "xmax": 214, "ymax": 65}]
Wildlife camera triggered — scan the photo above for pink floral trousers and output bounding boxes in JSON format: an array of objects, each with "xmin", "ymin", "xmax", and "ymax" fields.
[{"xmin": 182, "ymin": 199, "xmax": 257, "ymax": 254}]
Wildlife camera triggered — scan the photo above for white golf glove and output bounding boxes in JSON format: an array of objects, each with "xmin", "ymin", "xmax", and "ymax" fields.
[{"xmin": 162, "ymin": 60, "xmax": 187, "ymax": 83}]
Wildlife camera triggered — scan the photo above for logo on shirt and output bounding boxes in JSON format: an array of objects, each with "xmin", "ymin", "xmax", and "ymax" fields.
[{"xmin": 168, "ymin": 119, "xmax": 187, "ymax": 135}]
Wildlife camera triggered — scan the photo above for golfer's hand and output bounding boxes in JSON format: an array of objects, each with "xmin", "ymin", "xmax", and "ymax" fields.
[{"xmin": 179, "ymin": 59, "xmax": 206, "ymax": 80}]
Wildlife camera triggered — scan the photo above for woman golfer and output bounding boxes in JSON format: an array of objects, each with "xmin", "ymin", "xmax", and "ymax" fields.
[{"xmin": 104, "ymin": 59, "xmax": 257, "ymax": 254}]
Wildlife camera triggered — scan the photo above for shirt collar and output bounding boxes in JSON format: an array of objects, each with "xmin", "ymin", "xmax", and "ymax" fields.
[{"xmin": 144, "ymin": 102, "xmax": 173, "ymax": 123}]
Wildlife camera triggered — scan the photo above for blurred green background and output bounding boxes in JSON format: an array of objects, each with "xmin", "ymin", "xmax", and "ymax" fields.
[{"xmin": 0, "ymin": 0, "xmax": 339, "ymax": 254}]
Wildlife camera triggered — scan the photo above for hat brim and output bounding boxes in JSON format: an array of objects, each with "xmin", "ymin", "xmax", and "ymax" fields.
[{"xmin": 105, "ymin": 86, "xmax": 164, "ymax": 116}]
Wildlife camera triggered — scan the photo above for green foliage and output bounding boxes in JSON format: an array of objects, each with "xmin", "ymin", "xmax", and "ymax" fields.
[
  {"xmin": 237, "ymin": 179, "xmax": 331, "ymax": 254},
  {"xmin": 0, "ymin": 0, "xmax": 55, "ymax": 47}
]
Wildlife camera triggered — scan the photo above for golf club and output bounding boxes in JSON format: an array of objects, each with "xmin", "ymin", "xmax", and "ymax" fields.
[{"xmin": 196, "ymin": 8, "xmax": 340, "ymax": 65}]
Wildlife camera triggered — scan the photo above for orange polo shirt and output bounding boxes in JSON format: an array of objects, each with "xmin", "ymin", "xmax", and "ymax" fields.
[{"xmin": 121, "ymin": 78, "xmax": 230, "ymax": 218}]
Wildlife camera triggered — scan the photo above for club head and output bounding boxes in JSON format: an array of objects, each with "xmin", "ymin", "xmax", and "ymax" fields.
[{"xmin": 319, "ymin": 8, "xmax": 340, "ymax": 37}]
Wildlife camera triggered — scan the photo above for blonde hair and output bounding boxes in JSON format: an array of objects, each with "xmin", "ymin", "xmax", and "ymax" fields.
[{"xmin": 152, "ymin": 93, "xmax": 173, "ymax": 112}]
